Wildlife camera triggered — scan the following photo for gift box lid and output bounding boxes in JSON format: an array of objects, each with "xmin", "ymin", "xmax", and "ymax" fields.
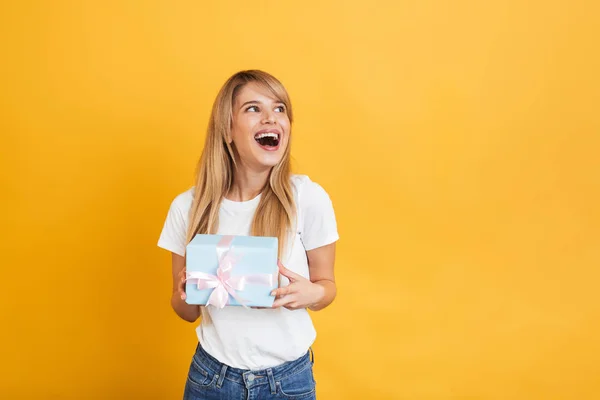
[{"xmin": 186, "ymin": 234, "xmax": 278, "ymax": 274}]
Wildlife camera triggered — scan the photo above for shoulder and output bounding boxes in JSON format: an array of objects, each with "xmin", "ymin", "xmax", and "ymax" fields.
[
  {"xmin": 290, "ymin": 174, "xmax": 334, "ymax": 208},
  {"xmin": 290, "ymin": 174, "xmax": 339, "ymax": 250},
  {"xmin": 168, "ymin": 187, "xmax": 194, "ymax": 215},
  {"xmin": 157, "ymin": 187, "xmax": 195, "ymax": 256}
]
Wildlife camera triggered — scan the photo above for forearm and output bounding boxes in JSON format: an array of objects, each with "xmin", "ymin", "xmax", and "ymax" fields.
[
  {"xmin": 171, "ymin": 292, "xmax": 201, "ymax": 322},
  {"xmin": 309, "ymin": 280, "xmax": 337, "ymax": 311}
]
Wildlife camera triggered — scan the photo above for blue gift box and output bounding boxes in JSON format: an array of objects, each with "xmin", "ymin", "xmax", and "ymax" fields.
[{"xmin": 185, "ymin": 234, "xmax": 279, "ymax": 308}]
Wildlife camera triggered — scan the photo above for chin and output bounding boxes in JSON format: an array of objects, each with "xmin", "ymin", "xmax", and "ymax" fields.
[
  {"xmin": 258, "ymin": 157, "xmax": 284, "ymax": 169},
  {"xmin": 252, "ymin": 149, "xmax": 285, "ymax": 169}
]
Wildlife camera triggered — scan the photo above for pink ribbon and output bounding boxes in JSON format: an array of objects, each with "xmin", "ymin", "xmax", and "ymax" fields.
[{"xmin": 186, "ymin": 235, "xmax": 275, "ymax": 309}]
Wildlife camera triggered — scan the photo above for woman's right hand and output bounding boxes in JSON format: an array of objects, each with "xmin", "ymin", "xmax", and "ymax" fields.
[
  {"xmin": 170, "ymin": 254, "xmax": 199, "ymax": 322},
  {"xmin": 178, "ymin": 267, "xmax": 187, "ymax": 300}
]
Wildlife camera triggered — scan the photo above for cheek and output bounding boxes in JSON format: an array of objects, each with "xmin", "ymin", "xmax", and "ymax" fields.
[
  {"xmin": 234, "ymin": 134, "xmax": 253, "ymax": 151},
  {"xmin": 279, "ymin": 116, "xmax": 291, "ymax": 133},
  {"xmin": 231, "ymin": 121, "xmax": 253, "ymax": 143}
]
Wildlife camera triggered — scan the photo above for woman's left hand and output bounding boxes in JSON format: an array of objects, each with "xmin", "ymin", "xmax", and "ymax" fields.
[{"xmin": 271, "ymin": 261, "xmax": 325, "ymax": 310}]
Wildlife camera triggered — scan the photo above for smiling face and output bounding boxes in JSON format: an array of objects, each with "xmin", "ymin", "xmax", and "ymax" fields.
[{"xmin": 229, "ymin": 82, "xmax": 291, "ymax": 171}]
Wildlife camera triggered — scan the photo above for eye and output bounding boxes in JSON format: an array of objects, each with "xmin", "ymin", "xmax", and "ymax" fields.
[
  {"xmin": 245, "ymin": 105, "xmax": 259, "ymax": 112},
  {"xmin": 275, "ymin": 105, "xmax": 286, "ymax": 113}
]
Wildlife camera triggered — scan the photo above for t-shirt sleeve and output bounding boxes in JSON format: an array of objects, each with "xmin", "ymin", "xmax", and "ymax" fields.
[
  {"xmin": 157, "ymin": 193, "xmax": 190, "ymax": 257},
  {"xmin": 299, "ymin": 178, "xmax": 340, "ymax": 251}
]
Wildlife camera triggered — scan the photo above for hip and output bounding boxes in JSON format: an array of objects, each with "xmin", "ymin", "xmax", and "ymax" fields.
[{"xmin": 183, "ymin": 343, "xmax": 317, "ymax": 400}]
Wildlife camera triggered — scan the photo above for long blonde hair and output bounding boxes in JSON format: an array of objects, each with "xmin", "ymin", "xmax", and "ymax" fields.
[{"xmin": 185, "ymin": 70, "xmax": 296, "ymax": 256}]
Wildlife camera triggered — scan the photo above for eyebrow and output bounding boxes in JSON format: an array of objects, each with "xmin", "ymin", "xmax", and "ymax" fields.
[
  {"xmin": 240, "ymin": 100, "xmax": 258, "ymax": 109},
  {"xmin": 239, "ymin": 100, "xmax": 285, "ymax": 110}
]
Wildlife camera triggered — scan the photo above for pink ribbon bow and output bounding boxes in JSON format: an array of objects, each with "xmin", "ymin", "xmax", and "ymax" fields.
[{"xmin": 186, "ymin": 235, "xmax": 275, "ymax": 309}]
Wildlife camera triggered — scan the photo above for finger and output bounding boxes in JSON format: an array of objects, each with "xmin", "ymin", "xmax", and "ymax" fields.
[
  {"xmin": 272, "ymin": 294, "xmax": 297, "ymax": 309},
  {"xmin": 270, "ymin": 286, "xmax": 294, "ymax": 298},
  {"xmin": 278, "ymin": 260, "xmax": 302, "ymax": 282},
  {"xmin": 179, "ymin": 270, "xmax": 187, "ymax": 300}
]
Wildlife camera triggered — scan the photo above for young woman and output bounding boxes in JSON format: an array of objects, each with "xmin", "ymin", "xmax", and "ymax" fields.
[{"xmin": 157, "ymin": 70, "xmax": 339, "ymax": 399}]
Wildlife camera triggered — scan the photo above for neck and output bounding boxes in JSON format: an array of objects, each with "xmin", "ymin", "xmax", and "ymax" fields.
[{"xmin": 227, "ymin": 166, "xmax": 271, "ymax": 202}]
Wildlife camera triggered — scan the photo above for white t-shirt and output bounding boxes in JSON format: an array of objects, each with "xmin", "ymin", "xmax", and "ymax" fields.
[{"xmin": 157, "ymin": 174, "xmax": 339, "ymax": 370}]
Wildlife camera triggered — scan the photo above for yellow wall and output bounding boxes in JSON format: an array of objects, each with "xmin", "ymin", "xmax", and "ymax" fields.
[{"xmin": 2, "ymin": 1, "xmax": 599, "ymax": 399}]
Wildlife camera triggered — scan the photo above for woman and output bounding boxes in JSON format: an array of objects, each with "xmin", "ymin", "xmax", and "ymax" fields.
[{"xmin": 157, "ymin": 70, "xmax": 339, "ymax": 399}]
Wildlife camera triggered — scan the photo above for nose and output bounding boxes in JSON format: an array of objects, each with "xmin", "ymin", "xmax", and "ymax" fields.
[{"xmin": 261, "ymin": 110, "xmax": 276, "ymax": 124}]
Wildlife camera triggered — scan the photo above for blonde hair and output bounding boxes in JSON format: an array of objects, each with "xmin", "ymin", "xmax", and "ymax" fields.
[{"xmin": 185, "ymin": 70, "xmax": 296, "ymax": 256}]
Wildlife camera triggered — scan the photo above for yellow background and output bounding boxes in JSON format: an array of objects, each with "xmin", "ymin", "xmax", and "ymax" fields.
[{"xmin": 1, "ymin": 1, "xmax": 599, "ymax": 399}]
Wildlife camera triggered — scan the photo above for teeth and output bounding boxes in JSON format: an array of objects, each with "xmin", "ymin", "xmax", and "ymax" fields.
[{"xmin": 254, "ymin": 132, "xmax": 279, "ymax": 140}]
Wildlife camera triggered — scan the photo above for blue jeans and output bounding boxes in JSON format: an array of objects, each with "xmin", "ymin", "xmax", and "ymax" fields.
[{"xmin": 183, "ymin": 343, "xmax": 317, "ymax": 399}]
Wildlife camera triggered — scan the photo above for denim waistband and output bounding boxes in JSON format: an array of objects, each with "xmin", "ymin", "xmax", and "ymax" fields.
[{"xmin": 193, "ymin": 343, "xmax": 314, "ymax": 388}]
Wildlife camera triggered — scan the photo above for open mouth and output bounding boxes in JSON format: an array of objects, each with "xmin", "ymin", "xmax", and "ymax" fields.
[{"xmin": 254, "ymin": 132, "xmax": 280, "ymax": 149}]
